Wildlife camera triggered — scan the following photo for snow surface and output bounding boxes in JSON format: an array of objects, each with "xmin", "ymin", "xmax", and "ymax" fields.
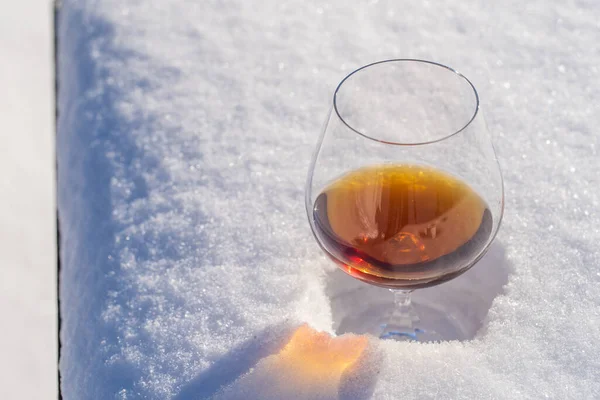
[
  {"xmin": 57, "ymin": 0, "xmax": 600, "ymax": 398},
  {"xmin": 0, "ymin": 0, "xmax": 57, "ymax": 398}
]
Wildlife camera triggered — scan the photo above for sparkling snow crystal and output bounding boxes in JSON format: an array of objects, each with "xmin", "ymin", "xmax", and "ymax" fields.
[{"xmin": 57, "ymin": 0, "xmax": 600, "ymax": 398}]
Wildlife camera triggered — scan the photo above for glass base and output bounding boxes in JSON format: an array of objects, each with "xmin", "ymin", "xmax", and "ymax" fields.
[
  {"xmin": 335, "ymin": 298, "xmax": 470, "ymax": 342},
  {"xmin": 327, "ymin": 243, "xmax": 510, "ymax": 342}
]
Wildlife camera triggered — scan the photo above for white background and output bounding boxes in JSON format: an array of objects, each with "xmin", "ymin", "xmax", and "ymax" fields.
[{"xmin": 0, "ymin": 0, "xmax": 56, "ymax": 398}]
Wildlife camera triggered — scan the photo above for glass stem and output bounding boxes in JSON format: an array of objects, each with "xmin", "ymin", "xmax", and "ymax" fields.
[
  {"xmin": 380, "ymin": 289, "xmax": 420, "ymax": 339},
  {"xmin": 392, "ymin": 289, "xmax": 419, "ymax": 327}
]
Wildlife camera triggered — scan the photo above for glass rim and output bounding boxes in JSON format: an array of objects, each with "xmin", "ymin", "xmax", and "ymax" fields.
[{"xmin": 333, "ymin": 59, "xmax": 480, "ymax": 146}]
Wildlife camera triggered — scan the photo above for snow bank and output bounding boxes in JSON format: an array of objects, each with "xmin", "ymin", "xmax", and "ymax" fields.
[{"xmin": 57, "ymin": 0, "xmax": 600, "ymax": 398}]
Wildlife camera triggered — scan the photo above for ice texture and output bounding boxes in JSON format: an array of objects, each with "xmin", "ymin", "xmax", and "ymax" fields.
[{"xmin": 57, "ymin": 0, "xmax": 600, "ymax": 398}]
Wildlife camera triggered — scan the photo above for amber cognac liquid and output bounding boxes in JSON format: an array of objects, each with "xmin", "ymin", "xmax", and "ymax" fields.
[{"xmin": 312, "ymin": 164, "xmax": 492, "ymax": 289}]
